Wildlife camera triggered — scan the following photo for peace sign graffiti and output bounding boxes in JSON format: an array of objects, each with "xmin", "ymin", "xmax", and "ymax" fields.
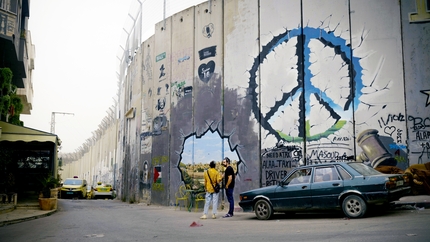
[{"xmin": 249, "ymin": 27, "xmax": 363, "ymax": 142}]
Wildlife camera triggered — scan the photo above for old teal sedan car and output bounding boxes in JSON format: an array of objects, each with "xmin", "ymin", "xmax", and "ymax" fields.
[{"xmin": 239, "ymin": 162, "xmax": 411, "ymax": 220}]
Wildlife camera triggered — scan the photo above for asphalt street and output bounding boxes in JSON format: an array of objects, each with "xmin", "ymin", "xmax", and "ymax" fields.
[{"xmin": 0, "ymin": 199, "xmax": 429, "ymax": 242}]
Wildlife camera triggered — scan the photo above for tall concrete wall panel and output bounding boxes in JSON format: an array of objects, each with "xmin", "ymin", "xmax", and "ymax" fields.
[
  {"xmin": 140, "ymin": 36, "xmax": 156, "ymax": 204},
  {"xmin": 258, "ymin": 0, "xmax": 305, "ymax": 187},
  {"xmin": 303, "ymin": 0, "xmax": 355, "ymax": 166},
  {"xmin": 151, "ymin": 17, "xmax": 172, "ymax": 205},
  {"xmin": 224, "ymin": 0, "xmax": 261, "ymax": 190},
  {"xmin": 401, "ymin": 0, "xmax": 430, "ymax": 165},
  {"xmin": 169, "ymin": 6, "xmax": 197, "ymax": 205},
  {"xmin": 351, "ymin": 0, "xmax": 407, "ymax": 169},
  {"xmin": 193, "ymin": 0, "xmax": 223, "ymax": 140},
  {"xmin": 125, "ymin": 44, "xmax": 144, "ymax": 203}
]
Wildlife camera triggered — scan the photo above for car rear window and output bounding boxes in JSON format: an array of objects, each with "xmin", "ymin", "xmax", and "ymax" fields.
[
  {"xmin": 348, "ymin": 163, "xmax": 381, "ymax": 176},
  {"xmin": 336, "ymin": 166, "xmax": 352, "ymax": 180}
]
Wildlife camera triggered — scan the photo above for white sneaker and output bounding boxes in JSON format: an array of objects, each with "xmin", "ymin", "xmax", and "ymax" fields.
[
  {"xmin": 200, "ymin": 214, "xmax": 207, "ymax": 219},
  {"xmin": 212, "ymin": 214, "xmax": 216, "ymax": 219}
]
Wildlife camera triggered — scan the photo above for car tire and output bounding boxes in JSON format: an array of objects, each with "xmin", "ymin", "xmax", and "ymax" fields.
[
  {"xmin": 342, "ymin": 195, "xmax": 367, "ymax": 218},
  {"xmin": 254, "ymin": 200, "xmax": 273, "ymax": 220}
]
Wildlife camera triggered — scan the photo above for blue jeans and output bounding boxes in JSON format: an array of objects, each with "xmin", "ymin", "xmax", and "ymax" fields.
[
  {"xmin": 203, "ymin": 192, "xmax": 219, "ymax": 215},
  {"xmin": 225, "ymin": 188, "xmax": 234, "ymax": 215}
]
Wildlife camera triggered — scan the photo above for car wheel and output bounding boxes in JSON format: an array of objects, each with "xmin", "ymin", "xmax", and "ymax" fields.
[
  {"xmin": 342, "ymin": 195, "xmax": 367, "ymax": 218},
  {"xmin": 254, "ymin": 200, "xmax": 273, "ymax": 220}
]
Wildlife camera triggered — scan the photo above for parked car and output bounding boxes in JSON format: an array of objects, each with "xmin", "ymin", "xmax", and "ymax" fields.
[
  {"xmin": 86, "ymin": 185, "xmax": 95, "ymax": 199},
  {"xmin": 60, "ymin": 176, "xmax": 87, "ymax": 199},
  {"xmin": 94, "ymin": 182, "xmax": 114, "ymax": 199},
  {"xmin": 239, "ymin": 162, "xmax": 411, "ymax": 220}
]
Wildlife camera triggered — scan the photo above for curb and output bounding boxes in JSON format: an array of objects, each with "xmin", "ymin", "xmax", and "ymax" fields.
[
  {"xmin": 0, "ymin": 209, "xmax": 57, "ymax": 227},
  {"xmin": 0, "ymin": 205, "xmax": 15, "ymax": 215},
  {"xmin": 393, "ymin": 202, "xmax": 430, "ymax": 209}
]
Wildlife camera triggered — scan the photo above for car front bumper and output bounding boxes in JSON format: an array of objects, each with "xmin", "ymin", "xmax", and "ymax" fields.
[
  {"xmin": 60, "ymin": 190, "xmax": 83, "ymax": 197},
  {"xmin": 239, "ymin": 200, "xmax": 254, "ymax": 212},
  {"xmin": 94, "ymin": 191, "xmax": 113, "ymax": 197}
]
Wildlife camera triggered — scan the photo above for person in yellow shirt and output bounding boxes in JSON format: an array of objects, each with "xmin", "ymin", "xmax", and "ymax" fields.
[{"xmin": 200, "ymin": 161, "xmax": 222, "ymax": 219}]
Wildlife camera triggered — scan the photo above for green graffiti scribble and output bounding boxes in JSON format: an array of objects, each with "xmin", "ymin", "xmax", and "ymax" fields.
[
  {"xmin": 278, "ymin": 120, "xmax": 347, "ymax": 142},
  {"xmin": 394, "ymin": 155, "xmax": 406, "ymax": 163},
  {"xmin": 152, "ymin": 156, "xmax": 169, "ymax": 165},
  {"xmin": 172, "ymin": 80, "xmax": 186, "ymax": 88},
  {"xmin": 152, "ymin": 183, "xmax": 164, "ymax": 191}
]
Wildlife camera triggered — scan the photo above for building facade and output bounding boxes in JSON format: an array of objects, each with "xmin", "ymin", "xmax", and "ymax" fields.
[{"xmin": 0, "ymin": 0, "xmax": 34, "ymax": 115}]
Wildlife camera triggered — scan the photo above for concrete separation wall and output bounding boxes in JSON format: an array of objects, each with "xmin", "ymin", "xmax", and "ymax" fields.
[{"xmin": 61, "ymin": 0, "xmax": 430, "ymax": 207}]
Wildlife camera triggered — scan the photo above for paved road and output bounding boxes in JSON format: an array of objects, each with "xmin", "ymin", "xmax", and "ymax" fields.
[{"xmin": 0, "ymin": 199, "xmax": 429, "ymax": 242}]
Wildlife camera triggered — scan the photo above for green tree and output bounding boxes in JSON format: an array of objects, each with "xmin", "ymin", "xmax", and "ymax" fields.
[{"xmin": 0, "ymin": 68, "xmax": 23, "ymax": 125}]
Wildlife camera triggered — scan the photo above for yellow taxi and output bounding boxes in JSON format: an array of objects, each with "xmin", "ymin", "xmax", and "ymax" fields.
[
  {"xmin": 94, "ymin": 182, "xmax": 114, "ymax": 199},
  {"xmin": 60, "ymin": 176, "xmax": 87, "ymax": 199}
]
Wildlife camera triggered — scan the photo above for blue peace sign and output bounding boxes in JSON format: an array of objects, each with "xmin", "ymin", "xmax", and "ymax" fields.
[{"xmin": 249, "ymin": 27, "xmax": 363, "ymax": 142}]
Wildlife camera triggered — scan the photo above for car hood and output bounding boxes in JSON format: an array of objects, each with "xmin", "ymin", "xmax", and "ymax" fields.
[
  {"xmin": 62, "ymin": 185, "xmax": 82, "ymax": 188},
  {"xmin": 241, "ymin": 185, "xmax": 278, "ymax": 196}
]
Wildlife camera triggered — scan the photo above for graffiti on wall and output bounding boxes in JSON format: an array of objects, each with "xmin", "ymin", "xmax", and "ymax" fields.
[
  {"xmin": 420, "ymin": 90, "xmax": 430, "ymax": 107},
  {"xmin": 409, "ymin": 114, "xmax": 430, "ymax": 164},
  {"xmin": 306, "ymin": 143, "xmax": 354, "ymax": 165},
  {"xmin": 262, "ymin": 141, "xmax": 302, "ymax": 186},
  {"xmin": 249, "ymin": 26, "xmax": 363, "ymax": 143},
  {"xmin": 202, "ymin": 23, "xmax": 214, "ymax": 38}
]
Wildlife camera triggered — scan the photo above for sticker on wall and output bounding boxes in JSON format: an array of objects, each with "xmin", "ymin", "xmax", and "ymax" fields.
[
  {"xmin": 154, "ymin": 166, "xmax": 162, "ymax": 183},
  {"xmin": 198, "ymin": 46, "xmax": 217, "ymax": 60},
  {"xmin": 198, "ymin": 60, "xmax": 215, "ymax": 83}
]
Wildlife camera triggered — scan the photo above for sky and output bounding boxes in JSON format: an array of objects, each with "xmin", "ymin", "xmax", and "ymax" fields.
[
  {"xmin": 21, "ymin": 0, "xmax": 133, "ymax": 153},
  {"xmin": 20, "ymin": 0, "xmax": 209, "ymax": 154}
]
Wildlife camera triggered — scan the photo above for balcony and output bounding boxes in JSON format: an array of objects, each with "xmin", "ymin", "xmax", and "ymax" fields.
[{"xmin": 0, "ymin": 6, "xmax": 26, "ymax": 88}]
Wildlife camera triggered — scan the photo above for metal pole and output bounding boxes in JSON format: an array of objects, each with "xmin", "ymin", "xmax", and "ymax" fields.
[{"xmin": 51, "ymin": 112, "xmax": 74, "ymax": 133}]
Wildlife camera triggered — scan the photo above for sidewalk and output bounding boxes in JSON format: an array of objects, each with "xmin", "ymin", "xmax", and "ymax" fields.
[
  {"xmin": 391, "ymin": 195, "xmax": 430, "ymax": 209},
  {"xmin": 0, "ymin": 195, "xmax": 429, "ymax": 227},
  {"xmin": 0, "ymin": 195, "xmax": 57, "ymax": 227}
]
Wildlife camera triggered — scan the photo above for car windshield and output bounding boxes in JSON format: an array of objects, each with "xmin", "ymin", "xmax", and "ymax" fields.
[
  {"xmin": 63, "ymin": 179, "xmax": 83, "ymax": 185},
  {"xmin": 349, "ymin": 163, "xmax": 381, "ymax": 176}
]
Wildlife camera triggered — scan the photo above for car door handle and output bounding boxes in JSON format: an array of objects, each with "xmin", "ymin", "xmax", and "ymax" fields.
[
  {"xmin": 301, "ymin": 186, "xmax": 307, "ymax": 189},
  {"xmin": 332, "ymin": 183, "xmax": 340, "ymax": 186}
]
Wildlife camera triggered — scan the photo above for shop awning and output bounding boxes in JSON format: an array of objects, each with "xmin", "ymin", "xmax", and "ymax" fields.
[{"xmin": 0, "ymin": 121, "xmax": 61, "ymax": 145}]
